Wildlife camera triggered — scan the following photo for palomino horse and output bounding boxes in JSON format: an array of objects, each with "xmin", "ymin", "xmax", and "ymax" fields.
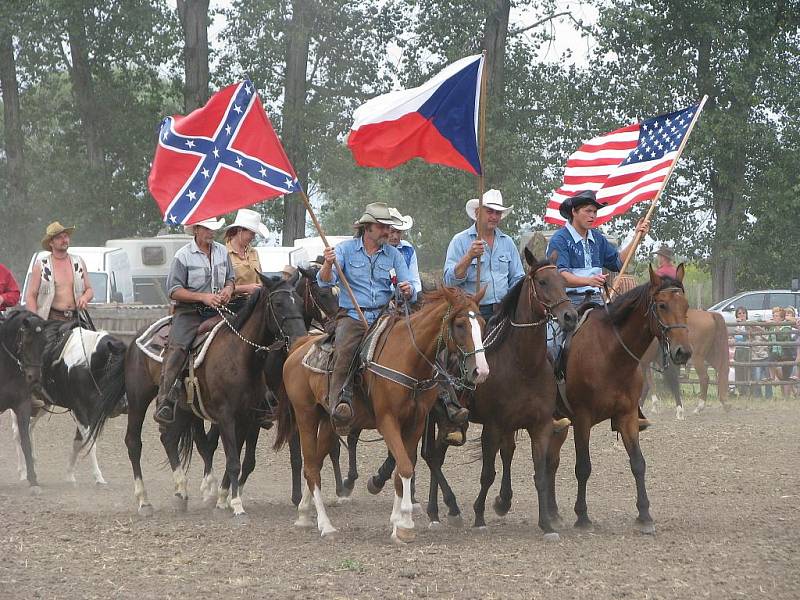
[
  {"xmin": 277, "ymin": 286, "xmax": 489, "ymax": 542},
  {"xmin": 90, "ymin": 274, "xmax": 306, "ymax": 518},
  {"xmin": 641, "ymin": 308, "xmax": 730, "ymax": 419},
  {"xmin": 548, "ymin": 266, "xmax": 692, "ymax": 534},
  {"xmin": 0, "ymin": 310, "xmax": 48, "ymax": 492}
]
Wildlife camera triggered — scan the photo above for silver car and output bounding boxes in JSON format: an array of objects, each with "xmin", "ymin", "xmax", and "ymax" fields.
[{"xmin": 708, "ymin": 290, "xmax": 800, "ymax": 324}]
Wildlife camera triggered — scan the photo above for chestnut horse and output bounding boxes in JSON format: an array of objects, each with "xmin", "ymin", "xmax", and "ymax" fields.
[
  {"xmin": 277, "ymin": 286, "xmax": 489, "ymax": 542},
  {"xmin": 641, "ymin": 309, "xmax": 730, "ymax": 419},
  {"xmin": 548, "ymin": 267, "xmax": 692, "ymax": 534}
]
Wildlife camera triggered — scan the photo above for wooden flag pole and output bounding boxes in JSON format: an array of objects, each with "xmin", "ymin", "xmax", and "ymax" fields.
[
  {"xmin": 474, "ymin": 51, "xmax": 489, "ymax": 295},
  {"xmin": 296, "ymin": 190, "xmax": 368, "ymax": 327},
  {"xmin": 611, "ymin": 95, "xmax": 708, "ymax": 296}
]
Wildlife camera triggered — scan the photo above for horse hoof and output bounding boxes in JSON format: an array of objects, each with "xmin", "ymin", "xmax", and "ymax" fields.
[
  {"xmin": 366, "ymin": 476, "xmax": 384, "ymax": 495},
  {"xmin": 447, "ymin": 514, "xmax": 464, "ymax": 528},
  {"xmin": 173, "ymin": 495, "xmax": 189, "ymax": 512},
  {"xmin": 392, "ymin": 526, "xmax": 415, "ymax": 544},
  {"xmin": 473, "ymin": 525, "xmax": 489, "ymax": 533},
  {"xmin": 335, "ymin": 495, "xmax": 352, "ymax": 506},
  {"xmin": 138, "ymin": 504, "xmax": 154, "ymax": 518},
  {"xmin": 574, "ymin": 518, "xmax": 593, "ymax": 531},
  {"xmin": 29, "ymin": 485, "xmax": 42, "ymax": 497},
  {"xmin": 637, "ymin": 520, "xmax": 656, "ymax": 535},
  {"xmin": 428, "ymin": 520, "xmax": 442, "ymax": 530},
  {"xmin": 493, "ymin": 496, "xmax": 511, "ymax": 517},
  {"xmin": 543, "ymin": 532, "xmax": 561, "ymax": 543},
  {"xmin": 412, "ymin": 502, "xmax": 423, "ymax": 516},
  {"xmin": 294, "ymin": 516, "xmax": 314, "ymax": 529},
  {"xmin": 676, "ymin": 406, "xmax": 685, "ymax": 421},
  {"xmin": 320, "ymin": 527, "xmax": 338, "ymax": 539},
  {"xmin": 95, "ymin": 479, "xmax": 108, "ymax": 487}
]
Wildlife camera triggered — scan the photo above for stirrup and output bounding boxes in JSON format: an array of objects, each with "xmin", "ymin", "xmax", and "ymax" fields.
[{"xmin": 153, "ymin": 399, "xmax": 177, "ymax": 425}]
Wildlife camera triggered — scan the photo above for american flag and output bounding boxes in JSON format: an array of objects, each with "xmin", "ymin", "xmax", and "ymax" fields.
[{"xmin": 544, "ymin": 103, "xmax": 700, "ymax": 226}]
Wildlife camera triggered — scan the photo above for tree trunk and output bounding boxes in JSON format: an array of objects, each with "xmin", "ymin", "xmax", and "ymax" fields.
[
  {"xmin": 281, "ymin": 0, "xmax": 313, "ymax": 246},
  {"xmin": 0, "ymin": 28, "xmax": 27, "ymax": 211},
  {"xmin": 482, "ymin": 0, "xmax": 511, "ymax": 101},
  {"xmin": 177, "ymin": 0, "xmax": 210, "ymax": 113}
]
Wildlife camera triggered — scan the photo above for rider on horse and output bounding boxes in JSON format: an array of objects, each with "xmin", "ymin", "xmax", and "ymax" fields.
[
  {"xmin": 387, "ymin": 209, "xmax": 422, "ymax": 295},
  {"xmin": 153, "ymin": 217, "xmax": 235, "ymax": 425},
  {"xmin": 317, "ymin": 202, "xmax": 416, "ymax": 434}
]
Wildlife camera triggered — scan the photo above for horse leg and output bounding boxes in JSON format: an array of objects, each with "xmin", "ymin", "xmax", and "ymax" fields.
[
  {"xmin": 380, "ymin": 415, "xmax": 417, "ymax": 543},
  {"xmin": 294, "ymin": 406, "xmax": 335, "ymax": 536},
  {"xmin": 573, "ymin": 417, "xmax": 593, "ymax": 529},
  {"xmin": 217, "ymin": 416, "xmax": 247, "ymax": 520},
  {"xmin": 13, "ymin": 403, "xmax": 40, "ymax": 494},
  {"xmin": 310, "ymin": 417, "xmax": 337, "ymax": 536},
  {"xmin": 125, "ymin": 394, "xmax": 153, "ymax": 516},
  {"xmin": 289, "ymin": 430, "xmax": 303, "ymax": 507},
  {"xmin": 73, "ymin": 422, "xmax": 108, "ymax": 485},
  {"xmin": 473, "ymin": 425, "xmax": 501, "ymax": 529},
  {"xmin": 327, "ymin": 431, "xmax": 346, "ymax": 501},
  {"xmin": 661, "ymin": 361, "xmax": 683, "ymax": 420},
  {"xmin": 547, "ymin": 426, "xmax": 569, "ymax": 524},
  {"xmin": 368, "ymin": 451, "xmax": 396, "ymax": 495},
  {"xmin": 528, "ymin": 423, "xmax": 557, "ymax": 538},
  {"xmin": 159, "ymin": 411, "xmax": 192, "ymax": 513},
  {"xmin": 618, "ymin": 413, "xmax": 655, "ymax": 534},
  {"xmin": 237, "ymin": 423, "xmax": 260, "ymax": 494},
  {"xmin": 493, "ymin": 432, "xmax": 516, "ymax": 517},
  {"xmin": 693, "ymin": 360, "xmax": 709, "ymax": 414},
  {"xmin": 11, "ymin": 411, "xmax": 27, "ymax": 481},
  {"xmin": 339, "ymin": 429, "xmax": 360, "ymax": 496},
  {"xmin": 423, "ymin": 426, "xmax": 461, "ymax": 527},
  {"xmin": 422, "ymin": 417, "xmax": 442, "ymax": 525},
  {"xmin": 715, "ymin": 357, "xmax": 731, "ymax": 411},
  {"xmin": 194, "ymin": 421, "xmax": 219, "ymax": 505}
]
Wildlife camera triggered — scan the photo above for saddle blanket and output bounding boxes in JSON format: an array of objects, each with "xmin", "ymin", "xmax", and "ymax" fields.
[
  {"xmin": 301, "ymin": 314, "xmax": 393, "ymax": 374},
  {"xmin": 135, "ymin": 315, "xmax": 225, "ymax": 369}
]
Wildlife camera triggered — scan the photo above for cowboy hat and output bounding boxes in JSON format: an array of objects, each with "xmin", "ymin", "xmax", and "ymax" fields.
[
  {"xmin": 355, "ymin": 202, "xmax": 404, "ymax": 227},
  {"xmin": 41, "ymin": 221, "xmax": 76, "ymax": 250},
  {"xmin": 558, "ymin": 189, "xmax": 607, "ymax": 221},
  {"xmin": 388, "ymin": 208, "xmax": 414, "ymax": 231},
  {"xmin": 654, "ymin": 245, "xmax": 674, "ymax": 260},
  {"xmin": 225, "ymin": 208, "xmax": 270, "ymax": 238},
  {"xmin": 183, "ymin": 217, "xmax": 226, "ymax": 234},
  {"xmin": 465, "ymin": 189, "xmax": 513, "ymax": 221}
]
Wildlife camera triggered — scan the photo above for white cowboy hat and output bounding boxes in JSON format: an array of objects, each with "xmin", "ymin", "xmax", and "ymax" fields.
[
  {"xmin": 465, "ymin": 189, "xmax": 513, "ymax": 221},
  {"xmin": 225, "ymin": 208, "xmax": 270, "ymax": 238},
  {"xmin": 388, "ymin": 208, "xmax": 414, "ymax": 231},
  {"xmin": 183, "ymin": 217, "xmax": 226, "ymax": 234}
]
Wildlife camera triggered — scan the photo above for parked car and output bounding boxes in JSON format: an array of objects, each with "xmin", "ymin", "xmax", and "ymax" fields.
[
  {"xmin": 22, "ymin": 247, "xmax": 134, "ymax": 305},
  {"xmin": 708, "ymin": 290, "xmax": 800, "ymax": 323}
]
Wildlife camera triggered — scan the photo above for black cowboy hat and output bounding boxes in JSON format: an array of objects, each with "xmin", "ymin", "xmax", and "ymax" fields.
[{"xmin": 558, "ymin": 190, "xmax": 607, "ymax": 221}]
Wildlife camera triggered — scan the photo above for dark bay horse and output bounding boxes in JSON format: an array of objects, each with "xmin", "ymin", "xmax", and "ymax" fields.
[
  {"xmin": 641, "ymin": 308, "xmax": 730, "ymax": 419},
  {"xmin": 1, "ymin": 310, "xmax": 48, "ymax": 492},
  {"xmin": 548, "ymin": 266, "xmax": 692, "ymax": 534},
  {"xmin": 90, "ymin": 274, "xmax": 306, "ymax": 518},
  {"xmin": 277, "ymin": 286, "xmax": 489, "ymax": 542}
]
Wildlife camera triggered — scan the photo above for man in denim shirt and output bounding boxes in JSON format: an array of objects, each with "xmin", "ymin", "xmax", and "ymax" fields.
[
  {"xmin": 443, "ymin": 189, "xmax": 525, "ymax": 320},
  {"xmin": 318, "ymin": 202, "xmax": 415, "ymax": 432},
  {"xmin": 154, "ymin": 217, "xmax": 235, "ymax": 424}
]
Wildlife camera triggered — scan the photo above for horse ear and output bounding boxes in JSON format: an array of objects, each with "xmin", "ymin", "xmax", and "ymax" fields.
[
  {"xmin": 523, "ymin": 247, "xmax": 536, "ymax": 267},
  {"xmin": 441, "ymin": 285, "xmax": 456, "ymax": 305},
  {"xmin": 675, "ymin": 262, "xmax": 685, "ymax": 282},
  {"xmin": 257, "ymin": 271, "xmax": 278, "ymax": 289},
  {"xmin": 648, "ymin": 263, "xmax": 662, "ymax": 287},
  {"xmin": 473, "ymin": 285, "xmax": 487, "ymax": 304}
]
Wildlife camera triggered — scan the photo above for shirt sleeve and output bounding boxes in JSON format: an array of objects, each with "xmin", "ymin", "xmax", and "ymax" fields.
[
  {"xmin": 407, "ymin": 249, "xmax": 422, "ymax": 294},
  {"xmin": 394, "ymin": 249, "xmax": 418, "ymax": 303},
  {"xmin": 547, "ymin": 232, "xmax": 572, "ymax": 272},
  {"xmin": 225, "ymin": 253, "xmax": 235, "ymax": 286},
  {"xmin": 0, "ymin": 267, "xmax": 20, "ymax": 308},
  {"xmin": 601, "ymin": 237, "xmax": 622, "ymax": 272},
  {"xmin": 443, "ymin": 234, "xmax": 467, "ymax": 286},
  {"xmin": 167, "ymin": 254, "xmax": 189, "ymax": 299}
]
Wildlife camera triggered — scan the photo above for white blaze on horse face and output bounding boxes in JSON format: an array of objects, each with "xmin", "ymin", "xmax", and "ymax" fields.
[
  {"xmin": 468, "ymin": 313, "xmax": 490, "ymax": 383},
  {"xmin": 60, "ymin": 329, "xmax": 108, "ymax": 371}
]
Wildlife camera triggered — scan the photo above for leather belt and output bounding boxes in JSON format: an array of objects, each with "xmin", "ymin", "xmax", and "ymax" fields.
[{"xmin": 49, "ymin": 307, "xmax": 77, "ymax": 318}]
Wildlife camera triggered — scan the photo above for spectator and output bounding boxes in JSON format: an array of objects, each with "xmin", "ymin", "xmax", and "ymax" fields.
[{"xmin": 0, "ymin": 263, "xmax": 21, "ymax": 312}]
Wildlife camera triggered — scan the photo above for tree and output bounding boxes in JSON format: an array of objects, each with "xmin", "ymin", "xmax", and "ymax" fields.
[{"xmin": 176, "ymin": 0, "xmax": 209, "ymax": 113}]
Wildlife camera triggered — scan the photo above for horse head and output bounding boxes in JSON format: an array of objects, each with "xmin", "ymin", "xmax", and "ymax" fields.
[
  {"xmin": 647, "ymin": 263, "xmax": 692, "ymax": 365},
  {"xmin": 2, "ymin": 310, "xmax": 47, "ymax": 389},
  {"xmin": 258, "ymin": 273, "xmax": 308, "ymax": 346},
  {"xmin": 439, "ymin": 286, "xmax": 490, "ymax": 385},
  {"xmin": 524, "ymin": 248, "xmax": 578, "ymax": 332},
  {"xmin": 297, "ymin": 265, "xmax": 339, "ymax": 327}
]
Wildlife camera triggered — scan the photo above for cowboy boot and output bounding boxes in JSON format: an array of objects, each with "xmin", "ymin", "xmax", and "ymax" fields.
[
  {"xmin": 438, "ymin": 388, "xmax": 469, "ymax": 426},
  {"xmin": 258, "ymin": 389, "xmax": 278, "ymax": 430},
  {"xmin": 154, "ymin": 348, "xmax": 188, "ymax": 425},
  {"xmin": 331, "ymin": 378, "xmax": 355, "ymax": 435}
]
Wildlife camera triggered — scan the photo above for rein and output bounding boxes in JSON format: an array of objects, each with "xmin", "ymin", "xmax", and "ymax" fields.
[{"xmin": 216, "ymin": 288, "xmax": 305, "ymax": 354}]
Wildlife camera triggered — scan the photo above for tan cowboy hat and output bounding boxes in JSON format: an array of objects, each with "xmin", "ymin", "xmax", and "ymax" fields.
[
  {"xmin": 388, "ymin": 207, "xmax": 414, "ymax": 231},
  {"xmin": 281, "ymin": 264, "xmax": 297, "ymax": 278},
  {"xmin": 654, "ymin": 245, "xmax": 674, "ymax": 260},
  {"xmin": 465, "ymin": 189, "xmax": 513, "ymax": 221},
  {"xmin": 225, "ymin": 208, "xmax": 270, "ymax": 238},
  {"xmin": 183, "ymin": 217, "xmax": 226, "ymax": 235},
  {"xmin": 41, "ymin": 221, "xmax": 76, "ymax": 250},
  {"xmin": 355, "ymin": 202, "xmax": 404, "ymax": 227}
]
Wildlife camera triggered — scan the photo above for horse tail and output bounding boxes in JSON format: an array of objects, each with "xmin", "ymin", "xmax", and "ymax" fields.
[
  {"xmin": 709, "ymin": 311, "xmax": 730, "ymax": 377},
  {"xmin": 176, "ymin": 417, "xmax": 195, "ymax": 468},
  {"xmin": 273, "ymin": 383, "xmax": 296, "ymax": 451},
  {"xmin": 84, "ymin": 341, "xmax": 129, "ymax": 447}
]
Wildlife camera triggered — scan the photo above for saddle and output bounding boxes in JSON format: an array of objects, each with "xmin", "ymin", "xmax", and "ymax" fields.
[
  {"xmin": 135, "ymin": 314, "xmax": 225, "ymax": 368},
  {"xmin": 301, "ymin": 314, "xmax": 394, "ymax": 375}
]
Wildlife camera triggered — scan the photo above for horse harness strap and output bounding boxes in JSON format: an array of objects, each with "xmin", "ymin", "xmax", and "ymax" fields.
[
  {"xmin": 184, "ymin": 359, "xmax": 216, "ymax": 424},
  {"xmin": 364, "ymin": 361, "xmax": 442, "ymax": 395}
]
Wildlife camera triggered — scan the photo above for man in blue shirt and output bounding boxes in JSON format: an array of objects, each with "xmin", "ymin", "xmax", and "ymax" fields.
[
  {"xmin": 387, "ymin": 209, "xmax": 422, "ymax": 294},
  {"xmin": 318, "ymin": 202, "xmax": 415, "ymax": 432},
  {"xmin": 547, "ymin": 190, "xmax": 649, "ymax": 307},
  {"xmin": 443, "ymin": 189, "xmax": 525, "ymax": 320}
]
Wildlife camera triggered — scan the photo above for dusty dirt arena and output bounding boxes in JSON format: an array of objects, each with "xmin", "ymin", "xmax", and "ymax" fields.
[{"xmin": 1, "ymin": 397, "xmax": 798, "ymax": 599}]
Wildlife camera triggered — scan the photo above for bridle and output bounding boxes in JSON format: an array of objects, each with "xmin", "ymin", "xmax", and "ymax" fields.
[
  {"xmin": 432, "ymin": 305, "xmax": 485, "ymax": 392},
  {"xmin": 217, "ymin": 287, "xmax": 306, "ymax": 353},
  {"xmin": 300, "ymin": 275, "xmax": 334, "ymax": 328},
  {"xmin": 509, "ymin": 264, "xmax": 570, "ymax": 329}
]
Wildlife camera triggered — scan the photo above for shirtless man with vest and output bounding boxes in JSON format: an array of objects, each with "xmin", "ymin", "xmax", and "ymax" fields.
[{"xmin": 25, "ymin": 222, "xmax": 93, "ymax": 322}]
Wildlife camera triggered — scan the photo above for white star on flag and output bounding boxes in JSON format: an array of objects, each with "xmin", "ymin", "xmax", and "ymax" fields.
[
  {"xmin": 201, "ymin": 168, "xmax": 210, "ymax": 178},
  {"xmin": 169, "ymin": 215, "xmax": 177, "ymax": 223},
  {"xmin": 212, "ymin": 147, "xmax": 220, "ymax": 158},
  {"xmin": 187, "ymin": 190, "xmax": 197, "ymax": 201},
  {"xmin": 225, "ymin": 124, "xmax": 232, "ymax": 135},
  {"xmin": 284, "ymin": 177, "xmax": 293, "ymax": 188},
  {"xmin": 235, "ymin": 157, "xmax": 243, "ymax": 167},
  {"xmin": 185, "ymin": 140, "xmax": 195, "ymax": 148},
  {"xmin": 233, "ymin": 105, "xmax": 242, "ymax": 114},
  {"xmin": 259, "ymin": 166, "xmax": 267, "ymax": 177}
]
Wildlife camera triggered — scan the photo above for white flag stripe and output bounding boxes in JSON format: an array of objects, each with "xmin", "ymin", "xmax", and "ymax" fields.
[{"xmin": 569, "ymin": 148, "xmax": 635, "ymax": 162}]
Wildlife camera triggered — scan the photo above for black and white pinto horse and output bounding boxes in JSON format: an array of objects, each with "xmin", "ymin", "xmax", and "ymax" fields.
[
  {"xmin": 1, "ymin": 310, "xmax": 48, "ymax": 492},
  {"xmin": 10, "ymin": 320, "xmax": 127, "ymax": 485}
]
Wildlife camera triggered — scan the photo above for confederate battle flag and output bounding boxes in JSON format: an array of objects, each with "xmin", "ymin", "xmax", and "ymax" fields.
[{"xmin": 148, "ymin": 81, "xmax": 300, "ymax": 225}]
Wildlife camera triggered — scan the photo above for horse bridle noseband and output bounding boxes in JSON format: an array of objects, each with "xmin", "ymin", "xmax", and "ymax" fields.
[
  {"xmin": 509, "ymin": 264, "xmax": 570, "ymax": 328},
  {"xmin": 434, "ymin": 306, "xmax": 485, "ymax": 391},
  {"xmin": 2, "ymin": 322, "xmax": 43, "ymax": 375}
]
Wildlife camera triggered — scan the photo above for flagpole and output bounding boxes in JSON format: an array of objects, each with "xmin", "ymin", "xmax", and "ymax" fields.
[
  {"xmin": 611, "ymin": 95, "xmax": 708, "ymax": 296},
  {"xmin": 296, "ymin": 190, "xmax": 369, "ymax": 327},
  {"xmin": 474, "ymin": 50, "xmax": 489, "ymax": 295}
]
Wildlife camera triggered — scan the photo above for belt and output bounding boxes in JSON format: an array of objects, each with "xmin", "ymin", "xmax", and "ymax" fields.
[{"xmin": 49, "ymin": 307, "xmax": 78, "ymax": 318}]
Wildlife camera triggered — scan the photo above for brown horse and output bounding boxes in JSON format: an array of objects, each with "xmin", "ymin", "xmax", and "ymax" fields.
[
  {"xmin": 641, "ymin": 309, "xmax": 730, "ymax": 419},
  {"xmin": 277, "ymin": 286, "xmax": 489, "ymax": 542},
  {"xmin": 548, "ymin": 266, "xmax": 692, "ymax": 534}
]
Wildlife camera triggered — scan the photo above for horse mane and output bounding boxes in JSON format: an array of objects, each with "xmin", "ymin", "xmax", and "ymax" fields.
[
  {"xmin": 418, "ymin": 286, "xmax": 476, "ymax": 319},
  {"xmin": 229, "ymin": 285, "xmax": 266, "ymax": 330},
  {"xmin": 604, "ymin": 275, "xmax": 684, "ymax": 326},
  {"xmin": 0, "ymin": 310, "xmax": 28, "ymax": 347}
]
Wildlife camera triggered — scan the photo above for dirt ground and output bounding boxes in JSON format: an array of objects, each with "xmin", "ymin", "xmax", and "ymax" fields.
[{"xmin": 1, "ymin": 395, "xmax": 798, "ymax": 600}]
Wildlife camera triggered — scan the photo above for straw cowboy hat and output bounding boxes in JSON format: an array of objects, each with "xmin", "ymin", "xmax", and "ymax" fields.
[
  {"xmin": 41, "ymin": 221, "xmax": 76, "ymax": 250},
  {"xmin": 355, "ymin": 202, "xmax": 404, "ymax": 227},
  {"xmin": 388, "ymin": 207, "xmax": 414, "ymax": 231},
  {"xmin": 557, "ymin": 189, "xmax": 607, "ymax": 221},
  {"xmin": 183, "ymin": 217, "xmax": 226, "ymax": 235},
  {"xmin": 465, "ymin": 189, "xmax": 513, "ymax": 221},
  {"xmin": 654, "ymin": 245, "xmax": 674, "ymax": 260},
  {"xmin": 225, "ymin": 208, "xmax": 270, "ymax": 238}
]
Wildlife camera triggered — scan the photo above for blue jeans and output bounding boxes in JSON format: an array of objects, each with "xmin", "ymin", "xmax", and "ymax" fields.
[{"xmin": 752, "ymin": 363, "xmax": 773, "ymax": 398}]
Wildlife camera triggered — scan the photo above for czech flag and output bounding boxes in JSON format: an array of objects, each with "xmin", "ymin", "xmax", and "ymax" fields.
[{"xmin": 347, "ymin": 55, "xmax": 484, "ymax": 175}]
